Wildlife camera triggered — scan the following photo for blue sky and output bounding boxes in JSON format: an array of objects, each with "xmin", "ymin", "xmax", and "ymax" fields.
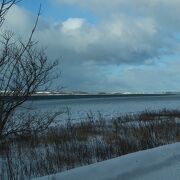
[
  {"xmin": 4, "ymin": 0, "xmax": 180, "ymax": 93},
  {"xmin": 19, "ymin": 0, "xmax": 98, "ymax": 24}
]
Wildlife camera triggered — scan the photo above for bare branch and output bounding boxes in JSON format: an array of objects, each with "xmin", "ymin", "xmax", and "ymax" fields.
[
  {"xmin": 0, "ymin": 2, "xmax": 60, "ymax": 139},
  {"xmin": 0, "ymin": 0, "xmax": 21, "ymax": 27}
]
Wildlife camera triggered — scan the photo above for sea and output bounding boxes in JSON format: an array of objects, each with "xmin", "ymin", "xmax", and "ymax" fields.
[{"xmin": 18, "ymin": 94, "xmax": 180, "ymax": 122}]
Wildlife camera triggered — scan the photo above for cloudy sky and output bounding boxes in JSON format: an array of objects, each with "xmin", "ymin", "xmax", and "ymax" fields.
[{"xmin": 4, "ymin": 0, "xmax": 180, "ymax": 93}]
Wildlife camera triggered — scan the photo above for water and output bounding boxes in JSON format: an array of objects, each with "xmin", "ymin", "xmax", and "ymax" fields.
[{"xmin": 19, "ymin": 94, "xmax": 180, "ymax": 121}]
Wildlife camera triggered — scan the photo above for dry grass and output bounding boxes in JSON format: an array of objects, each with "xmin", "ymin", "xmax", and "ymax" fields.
[{"xmin": 0, "ymin": 109, "xmax": 180, "ymax": 179}]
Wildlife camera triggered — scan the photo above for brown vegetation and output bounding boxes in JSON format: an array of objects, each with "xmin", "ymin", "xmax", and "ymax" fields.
[{"xmin": 0, "ymin": 109, "xmax": 179, "ymax": 179}]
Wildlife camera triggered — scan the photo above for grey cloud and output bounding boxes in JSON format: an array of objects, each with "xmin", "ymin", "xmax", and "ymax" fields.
[
  {"xmin": 2, "ymin": 2, "xmax": 180, "ymax": 92},
  {"xmin": 54, "ymin": 0, "xmax": 180, "ymax": 31},
  {"xmin": 60, "ymin": 59, "xmax": 180, "ymax": 92},
  {"xmin": 5, "ymin": 4, "xmax": 178, "ymax": 66},
  {"xmin": 34, "ymin": 16, "xmax": 170, "ymax": 65}
]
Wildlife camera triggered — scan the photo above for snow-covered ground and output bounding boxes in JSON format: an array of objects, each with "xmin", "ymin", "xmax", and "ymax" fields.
[{"xmin": 33, "ymin": 143, "xmax": 180, "ymax": 180}]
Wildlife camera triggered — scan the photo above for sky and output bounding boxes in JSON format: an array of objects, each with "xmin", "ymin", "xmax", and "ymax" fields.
[{"xmin": 2, "ymin": 0, "xmax": 180, "ymax": 93}]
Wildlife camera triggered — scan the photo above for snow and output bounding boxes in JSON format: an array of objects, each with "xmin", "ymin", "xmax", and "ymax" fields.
[{"xmin": 33, "ymin": 143, "xmax": 180, "ymax": 180}]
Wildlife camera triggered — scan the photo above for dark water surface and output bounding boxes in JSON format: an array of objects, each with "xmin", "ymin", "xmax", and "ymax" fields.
[{"xmin": 18, "ymin": 94, "xmax": 180, "ymax": 121}]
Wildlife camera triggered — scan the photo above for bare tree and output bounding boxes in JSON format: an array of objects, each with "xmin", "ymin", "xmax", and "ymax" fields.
[
  {"xmin": 0, "ymin": 1, "xmax": 60, "ymax": 139},
  {"xmin": 0, "ymin": 0, "xmax": 20, "ymax": 27}
]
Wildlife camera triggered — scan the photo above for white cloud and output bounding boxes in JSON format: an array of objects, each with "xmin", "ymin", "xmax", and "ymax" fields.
[
  {"xmin": 62, "ymin": 18, "xmax": 85, "ymax": 32},
  {"xmin": 54, "ymin": 0, "xmax": 180, "ymax": 31},
  {"xmin": 1, "ymin": 1, "xmax": 180, "ymax": 92}
]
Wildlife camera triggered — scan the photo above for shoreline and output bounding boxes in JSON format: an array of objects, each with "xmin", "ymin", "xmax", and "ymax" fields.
[{"xmin": 28, "ymin": 93, "xmax": 179, "ymax": 100}]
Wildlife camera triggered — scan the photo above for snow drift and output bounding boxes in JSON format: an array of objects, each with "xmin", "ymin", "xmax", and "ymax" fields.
[{"xmin": 33, "ymin": 142, "xmax": 180, "ymax": 180}]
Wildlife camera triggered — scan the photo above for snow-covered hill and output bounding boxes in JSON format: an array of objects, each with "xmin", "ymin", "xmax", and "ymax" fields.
[{"xmin": 33, "ymin": 143, "xmax": 180, "ymax": 180}]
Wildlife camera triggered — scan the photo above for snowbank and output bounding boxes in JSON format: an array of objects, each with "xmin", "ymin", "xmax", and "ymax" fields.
[{"xmin": 33, "ymin": 143, "xmax": 180, "ymax": 180}]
